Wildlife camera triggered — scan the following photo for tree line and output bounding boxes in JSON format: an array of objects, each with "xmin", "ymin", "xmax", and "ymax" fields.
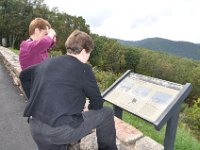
[
  {"xmin": 0, "ymin": 0, "xmax": 90, "ymax": 53},
  {"xmin": 90, "ymin": 34, "xmax": 200, "ymax": 103}
]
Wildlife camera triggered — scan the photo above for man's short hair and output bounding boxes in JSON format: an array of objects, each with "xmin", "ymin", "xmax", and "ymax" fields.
[
  {"xmin": 29, "ymin": 18, "xmax": 51, "ymax": 35},
  {"xmin": 65, "ymin": 30, "xmax": 94, "ymax": 54}
]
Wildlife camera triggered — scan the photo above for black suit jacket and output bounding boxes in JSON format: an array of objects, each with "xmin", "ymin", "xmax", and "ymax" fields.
[{"xmin": 19, "ymin": 55, "xmax": 104, "ymax": 127}]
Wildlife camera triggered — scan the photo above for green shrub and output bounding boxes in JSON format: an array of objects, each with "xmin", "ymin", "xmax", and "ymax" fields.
[
  {"xmin": 49, "ymin": 50, "xmax": 62, "ymax": 57},
  {"xmin": 184, "ymin": 98, "xmax": 200, "ymax": 132},
  {"xmin": 93, "ymin": 68, "xmax": 118, "ymax": 92}
]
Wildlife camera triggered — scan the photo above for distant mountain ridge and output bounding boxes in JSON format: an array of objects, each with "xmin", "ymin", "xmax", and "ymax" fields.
[{"xmin": 117, "ymin": 37, "xmax": 200, "ymax": 60}]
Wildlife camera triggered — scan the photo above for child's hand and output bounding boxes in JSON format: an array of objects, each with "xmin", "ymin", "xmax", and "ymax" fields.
[{"xmin": 48, "ymin": 28, "xmax": 56, "ymax": 39}]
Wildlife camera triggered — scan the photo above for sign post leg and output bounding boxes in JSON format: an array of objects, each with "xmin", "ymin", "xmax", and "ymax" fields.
[
  {"xmin": 164, "ymin": 106, "xmax": 180, "ymax": 150},
  {"xmin": 114, "ymin": 106, "xmax": 123, "ymax": 119}
]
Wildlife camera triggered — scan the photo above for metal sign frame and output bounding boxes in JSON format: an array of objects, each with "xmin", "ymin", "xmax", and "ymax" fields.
[{"xmin": 102, "ymin": 70, "xmax": 192, "ymax": 150}]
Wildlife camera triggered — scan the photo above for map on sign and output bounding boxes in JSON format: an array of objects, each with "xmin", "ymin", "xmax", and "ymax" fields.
[{"xmin": 103, "ymin": 72, "xmax": 183, "ymax": 124}]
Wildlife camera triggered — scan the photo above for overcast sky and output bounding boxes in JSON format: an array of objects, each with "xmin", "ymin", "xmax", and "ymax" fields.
[{"xmin": 44, "ymin": 0, "xmax": 200, "ymax": 43}]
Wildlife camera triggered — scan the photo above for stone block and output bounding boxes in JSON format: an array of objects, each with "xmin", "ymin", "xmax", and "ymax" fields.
[
  {"xmin": 114, "ymin": 117, "xmax": 143, "ymax": 145},
  {"xmin": 134, "ymin": 136, "xmax": 164, "ymax": 150}
]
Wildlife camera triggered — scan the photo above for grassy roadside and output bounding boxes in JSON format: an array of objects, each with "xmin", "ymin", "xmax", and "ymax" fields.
[
  {"xmin": 10, "ymin": 48, "xmax": 19, "ymax": 55},
  {"xmin": 123, "ymin": 111, "xmax": 200, "ymax": 150}
]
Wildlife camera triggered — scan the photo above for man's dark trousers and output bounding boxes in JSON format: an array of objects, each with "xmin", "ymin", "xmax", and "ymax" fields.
[{"xmin": 29, "ymin": 107, "xmax": 117, "ymax": 150}]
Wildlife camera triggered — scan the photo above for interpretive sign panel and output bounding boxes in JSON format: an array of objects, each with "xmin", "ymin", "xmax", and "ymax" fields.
[{"xmin": 102, "ymin": 70, "xmax": 191, "ymax": 127}]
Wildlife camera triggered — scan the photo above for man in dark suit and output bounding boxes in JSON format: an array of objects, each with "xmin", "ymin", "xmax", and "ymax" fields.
[{"xmin": 19, "ymin": 30, "xmax": 117, "ymax": 150}]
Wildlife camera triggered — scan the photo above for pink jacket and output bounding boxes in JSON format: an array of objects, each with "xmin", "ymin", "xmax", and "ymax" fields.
[{"xmin": 19, "ymin": 36, "xmax": 55, "ymax": 70}]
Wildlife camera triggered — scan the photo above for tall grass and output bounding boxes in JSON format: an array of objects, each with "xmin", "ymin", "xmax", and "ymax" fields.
[{"xmin": 122, "ymin": 111, "xmax": 200, "ymax": 150}]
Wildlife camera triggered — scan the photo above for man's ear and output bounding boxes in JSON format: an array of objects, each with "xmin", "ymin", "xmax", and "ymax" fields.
[
  {"xmin": 46, "ymin": 26, "xmax": 50, "ymax": 30},
  {"xmin": 81, "ymin": 49, "xmax": 86, "ymax": 55}
]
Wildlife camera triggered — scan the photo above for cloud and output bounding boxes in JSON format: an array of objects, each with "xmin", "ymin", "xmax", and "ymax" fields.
[
  {"xmin": 45, "ymin": 0, "xmax": 200, "ymax": 43},
  {"xmin": 84, "ymin": 10, "xmax": 112, "ymax": 28}
]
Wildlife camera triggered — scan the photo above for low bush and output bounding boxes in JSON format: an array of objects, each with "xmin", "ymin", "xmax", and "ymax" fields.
[
  {"xmin": 93, "ymin": 68, "xmax": 119, "ymax": 92},
  {"xmin": 183, "ymin": 98, "xmax": 200, "ymax": 137}
]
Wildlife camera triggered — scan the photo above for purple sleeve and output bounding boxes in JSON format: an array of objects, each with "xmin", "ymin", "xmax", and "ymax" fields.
[{"xmin": 30, "ymin": 36, "xmax": 55, "ymax": 53}]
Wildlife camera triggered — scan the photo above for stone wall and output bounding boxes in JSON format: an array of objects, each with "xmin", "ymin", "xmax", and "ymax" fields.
[
  {"xmin": 0, "ymin": 46, "xmax": 164, "ymax": 150},
  {"xmin": 0, "ymin": 46, "xmax": 23, "ymax": 92}
]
